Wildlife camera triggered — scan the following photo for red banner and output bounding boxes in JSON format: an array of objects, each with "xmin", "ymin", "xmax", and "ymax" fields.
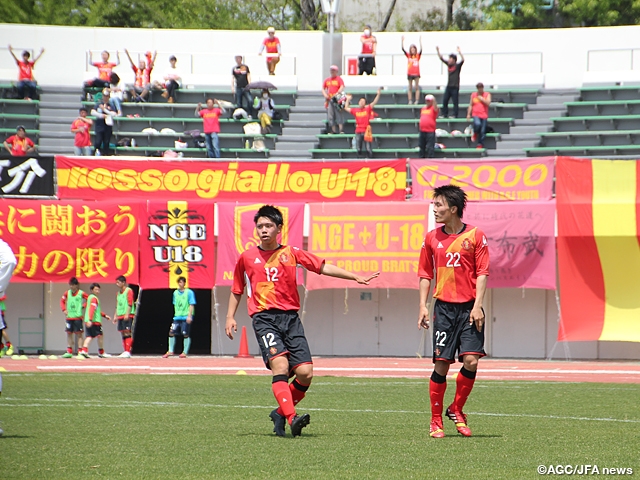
[
  {"xmin": 139, "ymin": 201, "xmax": 215, "ymax": 289},
  {"xmin": 465, "ymin": 201, "xmax": 556, "ymax": 289},
  {"xmin": 410, "ymin": 157, "xmax": 555, "ymax": 202},
  {"xmin": 0, "ymin": 200, "xmax": 139, "ymax": 283},
  {"xmin": 216, "ymin": 203, "xmax": 305, "ymax": 286},
  {"xmin": 56, "ymin": 156, "xmax": 407, "ymax": 202},
  {"xmin": 307, "ymin": 202, "xmax": 427, "ymax": 290}
]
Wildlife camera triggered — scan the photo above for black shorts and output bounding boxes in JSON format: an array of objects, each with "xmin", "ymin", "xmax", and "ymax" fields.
[
  {"xmin": 117, "ymin": 319, "xmax": 133, "ymax": 332},
  {"xmin": 432, "ymin": 299, "xmax": 486, "ymax": 364},
  {"xmin": 407, "ymin": 75, "xmax": 420, "ymax": 81},
  {"xmin": 169, "ymin": 320, "xmax": 190, "ymax": 337},
  {"xmin": 252, "ymin": 309, "xmax": 312, "ymax": 372},
  {"xmin": 85, "ymin": 323, "xmax": 103, "ymax": 338},
  {"xmin": 358, "ymin": 56, "xmax": 376, "ymax": 75},
  {"xmin": 0, "ymin": 311, "xmax": 6, "ymax": 331},
  {"xmin": 65, "ymin": 319, "xmax": 84, "ymax": 333}
]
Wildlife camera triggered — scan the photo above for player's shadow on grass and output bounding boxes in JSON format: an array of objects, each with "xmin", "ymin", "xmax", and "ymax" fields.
[{"xmin": 0, "ymin": 434, "xmax": 31, "ymax": 439}]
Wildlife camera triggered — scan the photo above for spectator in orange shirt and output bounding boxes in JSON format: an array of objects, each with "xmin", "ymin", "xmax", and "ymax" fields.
[
  {"xmin": 419, "ymin": 95, "xmax": 439, "ymax": 158},
  {"xmin": 124, "ymin": 49, "xmax": 156, "ymax": 102},
  {"xmin": 196, "ymin": 98, "xmax": 225, "ymax": 158},
  {"xmin": 86, "ymin": 50, "xmax": 120, "ymax": 89},
  {"xmin": 259, "ymin": 27, "xmax": 281, "ymax": 75},
  {"xmin": 358, "ymin": 26, "xmax": 377, "ymax": 75},
  {"xmin": 322, "ymin": 65, "xmax": 345, "ymax": 134},
  {"xmin": 344, "ymin": 88, "xmax": 382, "ymax": 158},
  {"xmin": 71, "ymin": 108, "xmax": 93, "ymax": 156},
  {"xmin": 402, "ymin": 36, "xmax": 422, "ymax": 105},
  {"xmin": 8, "ymin": 45, "xmax": 44, "ymax": 100},
  {"xmin": 466, "ymin": 82, "xmax": 491, "ymax": 149},
  {"xmin": 3, "ymin": 126, "xmax": 35, "ymax": 156}
]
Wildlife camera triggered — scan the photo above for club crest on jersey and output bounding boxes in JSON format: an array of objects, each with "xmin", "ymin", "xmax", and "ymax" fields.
[
  {"xmin": 279, "ymin": 253, "xmax": 289, "ymax": 263},
  {"xmin": 435, "ymin": 348, "xmax": 441, "ymax": 356},
  {"xmin": 270, "ymin": 347, "xmax": 278, "ymax": 355},
  {"xmin": 461, "ymin": 238, "xmax": 472, "ymax": 250}
]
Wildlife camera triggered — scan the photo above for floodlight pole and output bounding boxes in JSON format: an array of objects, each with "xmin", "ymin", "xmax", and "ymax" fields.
[{"xmin": 322, "ymin": 0, "xmax": 340, "ymax": 71}]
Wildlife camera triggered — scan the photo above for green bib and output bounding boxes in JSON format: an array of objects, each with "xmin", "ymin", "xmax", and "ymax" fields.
[
  {"xmin": 173, "ymin": 289, "xmax": 193, "ymax": 317},
  {"xmin": 116, "ymin": 287, "xmax": 135, "ymax": 316},
  {"xmin": 84, "ymin": 294, "xmax": 102, "ymax": 324},
  {"xmin": 65, "ymin": 289, "xmax": 85, "ymax": 318},
  {"xmin": 0, "ymin": 298, "xmax": 5, "ymax": 312}
]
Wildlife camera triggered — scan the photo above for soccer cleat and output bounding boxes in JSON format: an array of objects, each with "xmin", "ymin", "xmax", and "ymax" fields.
[
  {"xmin": 98, "ymin": 353, "xmax": 111, "ymax": 358},
  {"xmin": 76, "ymin": 353, "xmax": 85, "ymax": 359},
  {"xmin": 290, "ymin": 413, "xmax": 310, "ymax": 438},
  {"xmin": 446, "ymin": 406, "xmax": 472, "ymax": 437},
  {"xmin": 62, "ymin": 353, "xmax": 73, "ymax": 358},
  {"xmin": 80, "ymin": 352, "xmax": 90, "ymax": 359},
  {"xmin": 118, "ymin": 351, "xmax": 132, "ymax": 358},
  {"xmin": 269, "ymin": 409, "xmax": 286, "ymax": 437},
  {"xmin": 162, "ymin": 352, "xmax": 174, "ymax": 359},
  {"xmin": 429, "ymin": 417, "xmax": 445, "ymax": 438},
  {"xmin": 179, "ymin": 353, "xmax": 187, "ymax": 358},
  {"xmin": 6, "ymin": 346, "xmax": 14, "ymax": 356}
]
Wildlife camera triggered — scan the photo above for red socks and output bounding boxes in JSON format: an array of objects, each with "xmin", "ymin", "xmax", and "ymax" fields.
[
  {"xmin": 123, "ymin": 337, "xmax": 133, "ymax": 353},
  {"xmin": 453, "ymin": 367, "xmax": 477, "ymax": 411},
  {"xmin": 66, "ymin": 347, "xmax": 73, "ymax": 354},
  {"xmin": 277, "ymin": 379, "xmax": 310, "ymax": 416},
  {"xmin": 98, "ymin": 348, "xmax": 104, "ymax": 355},
  {"xmin": 429, "ymin": 371, "xmax": 447, "ymax": 418},
  {"xmin": 272, "ymin": 375, "xmax": 296, "ymax": 422}
]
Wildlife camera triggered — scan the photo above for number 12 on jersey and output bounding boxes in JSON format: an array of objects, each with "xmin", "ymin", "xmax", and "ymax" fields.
[{"xmin": 265, "ymin": 267, "xmax": 279, "ymax": 282}]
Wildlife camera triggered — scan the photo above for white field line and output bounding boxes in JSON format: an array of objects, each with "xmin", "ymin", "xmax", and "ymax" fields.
[{"xmin": 0, "ymin": 398, "xmax": 638, "ymax": 424}]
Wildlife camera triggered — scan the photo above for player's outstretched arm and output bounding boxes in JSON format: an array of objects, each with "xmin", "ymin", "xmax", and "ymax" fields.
[
  {"xmin": 418, "ymin": 277, "xmax": 431, "ymax": 330},
  {"xmin": 320, "ymin": 263, "xmax": 379, "ymax": 285},
  {"xmin": 225, "ymin": 292, "xmax": 241, "ymax": 339},
  {"xmin": 470, "ymin": 274, "xmax": 487, "ymax": 331}
]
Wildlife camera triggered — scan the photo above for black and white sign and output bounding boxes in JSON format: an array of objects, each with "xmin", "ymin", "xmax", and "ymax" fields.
[{"xmin": 0, "ymin": 155, "xmax": 55, "ymax": 197}]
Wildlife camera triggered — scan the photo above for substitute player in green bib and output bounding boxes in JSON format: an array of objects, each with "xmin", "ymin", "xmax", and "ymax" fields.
[
  {"xmin": 163, "ymin": 276, "xmax": 196, "ymax": 358},
  {"xmin": 81, "ymin": 283, "xmax": 111, "ymax": 358},
  {"xmin": 60, "ymin": 277, "xmax": 89, "ymax": 358},
  {"xmin": 113, "ymin": 276, "xmax": 135, "ymax": 358}
]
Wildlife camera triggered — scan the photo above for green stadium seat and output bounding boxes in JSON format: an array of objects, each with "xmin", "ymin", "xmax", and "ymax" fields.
[{"xmin": 310, "ymin": 146, "xmax": 485, "ymax": 159}]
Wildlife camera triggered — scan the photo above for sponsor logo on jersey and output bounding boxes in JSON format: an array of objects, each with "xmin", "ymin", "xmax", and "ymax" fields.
[
  {"xmin": 254, "ymin": 257, "xmax": 262, "ymax": 264},
  {"xmin": 437, "ymin": 242, "xmax": 444, "ymax": 249},
  {"xmin": 482, "ymin": 235, "xmax": 488, "ymax": 246}
]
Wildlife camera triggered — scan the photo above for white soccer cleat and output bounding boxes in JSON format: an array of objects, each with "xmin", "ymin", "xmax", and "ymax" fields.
[{"xmin": 118, "ymin": 351, "xmax": 131, "ymax": 358}]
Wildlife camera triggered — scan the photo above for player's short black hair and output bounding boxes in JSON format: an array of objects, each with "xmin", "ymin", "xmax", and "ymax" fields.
[
  {"xmin": 90, "ymin": 283, "xmax": 100, "ymax": 291},
  {"xmin": 254, "ymin": 205, "xmax": 283, "ymax": 226},
  {"xmin": 432, "ymin": 184, "xmax": 467, "ymax": 218},
  {"xmin": 116, "ymin": 275, "xmax": 126, "ymax": 283},
  {"xmin": 79, "ymin": 107, "xmax": 88, "ymax": 113},
  {"xmin": 69, "ymin": 277, "xmax": 79, "ymax": 286},
  {"xmin": 449, "ymin": 53, "xmax": 457, "ymax": 61},
  {"xmin": 177, "ymin": 276, "xmax": 186, "ymax": 284}
]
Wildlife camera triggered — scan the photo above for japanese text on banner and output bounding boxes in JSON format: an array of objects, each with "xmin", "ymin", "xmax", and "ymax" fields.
[{"xmin": 0, "ymin": 200, "xmax": 139, "ymax": 283}]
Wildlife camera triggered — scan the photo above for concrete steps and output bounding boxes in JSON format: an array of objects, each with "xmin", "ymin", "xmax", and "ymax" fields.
[
  {"xmin": 271, "ymin": 93, "xmax": 326, "ymax": 158},
  {"xmin": 37, "ymin": 87, "xmax": 84, "ymax": 155}
]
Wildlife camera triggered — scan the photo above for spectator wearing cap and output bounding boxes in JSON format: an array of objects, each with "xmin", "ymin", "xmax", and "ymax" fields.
[
  {"xmin": 3, "ymin": 126, "xmax": 35, "ymax": 156},
  {"xmin": 419, "ymin": 95, "xmax": 439, "ymax": 158},
  {"xmin": 86, "ymin": 50, "xmax": 120, "ymax": 89},
  {"xmin": 71, "ymin": 108, "xmax": 93, "ymax": 156},
  {"xmin": 358, "ymin": 25, "xmax": 377, "ymax": 75},
  {"xmin": 125, "ymin": 49, "xmax": 156, "ymax": 102},
  {"xmin": 232, "ymin": 55, "xmax": 252, "ymax": 114},
  {"xmin": 436, "ymin": 46, "xmax": 464, "ymax": 118},
  {"xmin": 467, "ymin": 82, "xmax": 491, "ymax": 149},
  {"xmin": 91, "ymin": 91, "xmax": 117, "ymax": 156},
  {"xmin": 322, "ymin": 65, "xmax": 345, "ymax": 135},
  {"xmin": 8, "ymin": 45, "xmax": 44, "ymax": 101},
  {"xmin": 160, "ymin": 56, "xmax": 182, "ymax": 103},
  {"xmin": 259, "ymin": 27, "xmax": 281, "ymax": 75}
]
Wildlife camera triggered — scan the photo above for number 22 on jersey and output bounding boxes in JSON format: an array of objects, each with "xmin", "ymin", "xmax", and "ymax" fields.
[{"xmin": 445, "ymin": 252, "xmax": 461, "ymax": 267}]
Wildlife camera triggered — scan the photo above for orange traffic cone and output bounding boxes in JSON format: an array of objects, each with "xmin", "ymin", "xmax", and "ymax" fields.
[{"xmin": 236, "ymin": 326, "xmax": 251, "ymax": 358}]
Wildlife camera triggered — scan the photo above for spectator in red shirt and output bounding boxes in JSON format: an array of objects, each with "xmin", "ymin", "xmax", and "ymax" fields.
[
  {"xmin": 124, "ymin": 49, "xmax": 156, "ymax": 102},
  {"xmin": 419, "ymin": 95, "xmax": 439, "ymax": 158},
  {"xmin": 86, "ymin": 50, "xmax": 120, "ymax": 89},
  {"xmin": 259, "ymin": 27, "xmax": 281, "ymax": 75},
  {"xmin": 3, "ymin": 126, "xmax": 35, "ymax": 156},
  {"xmin": 344, "ymin": 88, "xmax": 381, "ymax": 158},
  {"xmin": 71, "ymin": 108, "xmax": 93, "ymax": 156},
  {"xmin": 466, "ymin": 82, "xmax": 491, "ymax": 149},
  {"xmin": 8, "ymin": 45, "xmax": 44, "ymax": 100},
  {"xmin": 358, "ymin": 25, "xmax": 377, "ymax": 75},
  {"xmin": 196, "ymin": 98, "xmax": 225, "ymax": 158},
  {"xmin": 322, "ymin": 65, "xmax": 345, "ymax": 134},
  {"xmin": 402, "ymin": 36, "xmax": 422, "ymax": 105}
]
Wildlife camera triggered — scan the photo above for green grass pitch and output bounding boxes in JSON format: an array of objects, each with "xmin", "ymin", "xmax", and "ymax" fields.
[{"xmin": 1, "ymin": 374, "xmax": 638, "ymax": 479}]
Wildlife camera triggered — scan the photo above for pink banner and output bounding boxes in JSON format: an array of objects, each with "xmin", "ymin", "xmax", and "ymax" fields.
[
  {"xmin": 215, "ymin": 203, "xmax": 305, "ymax": 286},
  {"xmin": 410, "ymin": 158, "xmax": 555, "ymax": 202},
  {"xmin": 307, "ymin": 202, "xmax": 428, "ymax": 290},
  {"xmin": 464, "ymin": 201, "xmax": 556, "ymax": 289}
]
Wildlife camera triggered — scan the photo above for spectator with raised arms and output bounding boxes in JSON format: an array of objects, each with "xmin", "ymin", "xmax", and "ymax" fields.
[{"xmin": 8, "ymin": 45, "xmax": 44, "ymax": 100}]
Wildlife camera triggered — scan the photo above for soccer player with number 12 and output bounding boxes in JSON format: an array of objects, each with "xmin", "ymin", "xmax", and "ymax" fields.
[
  {"xmin": 226, "ymin": 205, "xmax": 379, "ymax": 437},
  {"xmin": 418, "ymin": 185, "xmax": 490, "ymax": 438}
]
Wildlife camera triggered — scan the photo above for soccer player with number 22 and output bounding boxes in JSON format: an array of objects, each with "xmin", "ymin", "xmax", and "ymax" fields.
[
  {"xmin": 226, "ymin": 205, "xmax": 379, "ymax": 437},
  {"xmin": 418, "ymin": 185, "xmax": 490, "ymax": 438}
]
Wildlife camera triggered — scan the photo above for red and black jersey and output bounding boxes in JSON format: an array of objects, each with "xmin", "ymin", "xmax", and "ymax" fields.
[{"xmin": 418, "ymin": 224, "xmax": 489, "ymax": 303}]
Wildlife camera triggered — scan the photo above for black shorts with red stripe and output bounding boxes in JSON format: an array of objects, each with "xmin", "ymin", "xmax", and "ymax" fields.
[
  {"xmin": 252, "ymin": 309, "xmax": 312, "ymax": 373},
  {"xmin": 432, "ymin": 299, "xmax": 486, "ymax": 364}
]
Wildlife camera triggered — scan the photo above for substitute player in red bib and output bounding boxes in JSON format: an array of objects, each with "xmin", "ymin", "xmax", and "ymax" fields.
[
  {"xmin": 418, "ymin": 185, "xmax": 489, "ymax": 438},
  {"xmin": 226, "ymin": 205, "xmax": 379, "ymax": 438}
]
